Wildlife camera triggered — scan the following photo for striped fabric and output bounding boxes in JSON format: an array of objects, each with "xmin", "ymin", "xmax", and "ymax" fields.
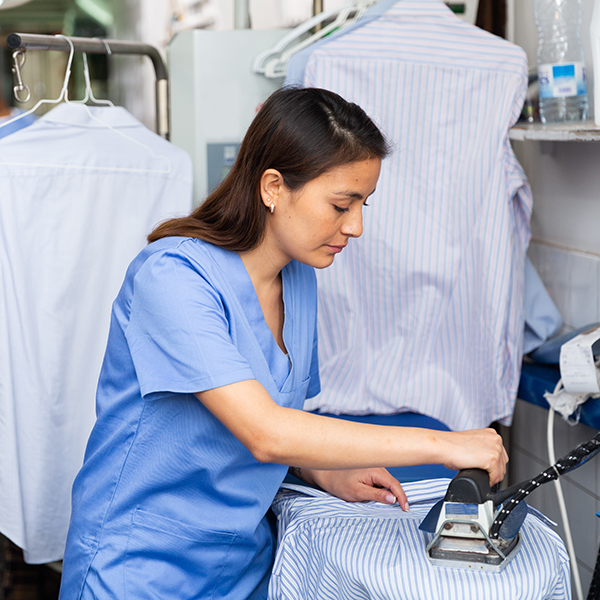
[
  {"xmin": 268, "ymin": 481, "xmax": 570, "ymax": 600},
  {"xmin": 299, "ymin": 0, "xmax": 533, "ymax": 430}
]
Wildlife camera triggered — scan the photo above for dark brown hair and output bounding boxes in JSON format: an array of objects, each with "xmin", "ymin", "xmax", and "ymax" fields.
[{"xmin": 148, "ymin": 87, "xmax": 389, "ymax": 251}]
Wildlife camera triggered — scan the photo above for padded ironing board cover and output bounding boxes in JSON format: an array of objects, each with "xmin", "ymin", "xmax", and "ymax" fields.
[{"xmin": 268, "ymin": 480, "xmax": 570, "ymax": 600}]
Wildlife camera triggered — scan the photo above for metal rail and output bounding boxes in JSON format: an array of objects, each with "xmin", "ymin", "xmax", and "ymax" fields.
[{"xmin": 6, "ymin": 33, "xmax": 169, "ymax": 139}]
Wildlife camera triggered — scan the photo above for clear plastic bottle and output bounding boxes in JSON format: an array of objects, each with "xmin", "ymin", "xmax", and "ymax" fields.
[{"xmin": 535, "ymin": 0, "xmax": 589, "ymax": 123}]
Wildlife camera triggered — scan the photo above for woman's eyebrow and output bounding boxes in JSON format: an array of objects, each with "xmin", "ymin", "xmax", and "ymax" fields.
[{"xmin": 333, "ymin": 188, "xmax": 376, "ymax": 200}]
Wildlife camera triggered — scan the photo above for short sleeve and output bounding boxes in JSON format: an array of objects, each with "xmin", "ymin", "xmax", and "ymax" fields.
[{"xmin": 125, "ymin": 249, "xmax": 255, "ymax": 398}]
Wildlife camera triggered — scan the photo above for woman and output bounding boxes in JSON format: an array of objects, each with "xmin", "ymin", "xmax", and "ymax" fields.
[{"xmin": 59, "ymin": 87, "xmax": 507, "ymax": 599}]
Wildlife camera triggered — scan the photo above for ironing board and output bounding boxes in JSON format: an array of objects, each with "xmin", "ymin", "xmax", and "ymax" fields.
[{"xmin": 268, "ymin": 480, "xmax": 570, "ymax": 600}]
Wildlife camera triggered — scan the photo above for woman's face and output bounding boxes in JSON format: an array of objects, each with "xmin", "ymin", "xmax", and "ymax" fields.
[{"xmin": 264, "ymin": 158, "xmax": 381, "ymax": 269}]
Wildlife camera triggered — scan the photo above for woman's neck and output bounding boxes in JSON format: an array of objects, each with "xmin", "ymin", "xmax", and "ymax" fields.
[
  {"xmin": 240, "ymin": 243, "xmax": 287, "ymax": 353},
  {"xmin": 239, "ymin": 240, "xmax": 287, "ymax": 291}
]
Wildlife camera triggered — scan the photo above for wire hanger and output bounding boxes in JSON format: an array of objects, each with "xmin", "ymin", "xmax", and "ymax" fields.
[
  {"xmin": 0, "ymin": 34, "xmax": 171, "ymax": 175},
  {"xmin": 71, "ymin": 51, "xmax": 115, "ymax": 108},
  {"xmin": 253, "ymin": 0, "xmax": 375, "ymax": 79},
  {"xmin": 69, "ymin": 37, "xmax": 114, "ymax": 108},
  {"xmin": 253, "ymin": 5, "xmax": 343, "ymax": 74},
  {"xmin": 0, "ymin": 34, "xmax": 77, "ymax": 133}
]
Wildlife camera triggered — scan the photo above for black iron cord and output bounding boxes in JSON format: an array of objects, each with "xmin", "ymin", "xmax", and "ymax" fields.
[{"xmin": 489, "ymin": 431, "xmax": 600, "ymax": 540}]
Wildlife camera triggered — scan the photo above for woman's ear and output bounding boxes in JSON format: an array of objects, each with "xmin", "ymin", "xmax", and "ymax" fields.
[{"xmin": 260, "ymin": 169, "xmax": 285, "ymax": 210}]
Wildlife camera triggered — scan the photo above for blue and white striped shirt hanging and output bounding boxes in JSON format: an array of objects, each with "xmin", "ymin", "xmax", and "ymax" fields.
[{"xmin": 294, "ymin": 0, "xmax": 533, "ymax": 430}]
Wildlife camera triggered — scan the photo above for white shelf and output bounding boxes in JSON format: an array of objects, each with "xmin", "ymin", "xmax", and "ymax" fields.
[{"xmin": 509, "ymin": 120, "xmax": 600, "ymax": 142}]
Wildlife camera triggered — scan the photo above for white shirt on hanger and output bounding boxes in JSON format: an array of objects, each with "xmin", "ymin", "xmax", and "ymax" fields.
[{"xmin": 0, "ymin": 103, "xmax": 193, "ymax": 563}]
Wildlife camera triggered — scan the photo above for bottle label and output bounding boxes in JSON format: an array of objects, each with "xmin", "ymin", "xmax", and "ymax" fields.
[{"xmin": 538, "ymin": 62, "xmax": 587, "ymax": 98}]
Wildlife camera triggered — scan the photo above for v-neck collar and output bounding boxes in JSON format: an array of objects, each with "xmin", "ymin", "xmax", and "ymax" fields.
[{"xmin": 205, "ymin": 243, "xmax": 294, "ymax": 392}]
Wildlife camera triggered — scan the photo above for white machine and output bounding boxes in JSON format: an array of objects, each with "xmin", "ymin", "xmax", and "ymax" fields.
[{"xmin": 168, "ymin": 29, "xmax": 289, "ymax": 204}]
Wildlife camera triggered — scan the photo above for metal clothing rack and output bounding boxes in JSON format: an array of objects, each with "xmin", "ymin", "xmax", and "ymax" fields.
[{"xmin": 5, "ymin": 33, "xmax": 170, "ymax": 139}]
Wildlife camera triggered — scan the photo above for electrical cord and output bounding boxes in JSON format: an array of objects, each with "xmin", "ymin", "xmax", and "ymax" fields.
[
  {"xmin": 489, "ymin": 410, "xmax": 600, "ymax": 538},
  {"xmin": 547, "ymin": 399, "xmax": 584, "ymax": 600},
  {"xmin": 485, "ymin": 377, "xmax": 600, "ymax": 600}
]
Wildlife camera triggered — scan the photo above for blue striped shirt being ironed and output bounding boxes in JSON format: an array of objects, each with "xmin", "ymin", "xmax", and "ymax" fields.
[{"xmin": 268, "ymin": 480, "xmax": 570, "ymax": 600}]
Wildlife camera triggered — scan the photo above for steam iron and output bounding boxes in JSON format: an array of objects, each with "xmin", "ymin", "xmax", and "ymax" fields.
[
  {"xmin": 421, "ymin": 469, "xmax": 522, "ymax": 573},
  {"xmin": 420, "ymin": 430, "xmax": 600, "ymax": 572}
]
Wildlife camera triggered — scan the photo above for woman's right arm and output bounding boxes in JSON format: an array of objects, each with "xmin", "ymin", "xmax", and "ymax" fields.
[{"xmin": 195, "ymin": 379, "xmax": 508, "ymax": 485}]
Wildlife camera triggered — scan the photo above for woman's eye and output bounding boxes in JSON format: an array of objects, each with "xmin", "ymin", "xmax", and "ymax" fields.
[{"xmin": 334, "ymin": 205, "xmax": 350, "ymax": 213}]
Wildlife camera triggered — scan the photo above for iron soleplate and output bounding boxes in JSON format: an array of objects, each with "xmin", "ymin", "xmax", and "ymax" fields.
[{"xmin": 427, "ymin": 533, "xmax": 521, "ymax": 573}]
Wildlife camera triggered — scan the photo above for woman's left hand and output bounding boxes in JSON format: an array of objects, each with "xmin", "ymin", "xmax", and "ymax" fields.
[{"xmin": 307, "ymin": 468, "xmax": 409, "ymax": 511}]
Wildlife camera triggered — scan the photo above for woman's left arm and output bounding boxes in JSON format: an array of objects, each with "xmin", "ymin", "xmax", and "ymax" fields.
[{"xmin": 291, "ymin": 467, "xmax": 408, "ymax": 509}]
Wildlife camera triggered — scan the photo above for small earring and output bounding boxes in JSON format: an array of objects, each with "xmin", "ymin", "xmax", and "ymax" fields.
[{"xmin": 270, "ymin": 202, "xmax": 275, "ymax": 213}]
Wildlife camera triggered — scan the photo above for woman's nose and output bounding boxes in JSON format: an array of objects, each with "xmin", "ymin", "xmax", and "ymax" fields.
[{"xmin": 341, "ymin": 207, "xmax": 363, "ymax": 238}]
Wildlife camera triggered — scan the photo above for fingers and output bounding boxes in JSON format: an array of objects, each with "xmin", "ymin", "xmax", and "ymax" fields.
[
  {"xmin": 311, "ymin": 468, "xmax": 409, "ymax": 511},
  {"xmin": 361, "ymin": 484, "xmax": 401, "ymax": 507},
  {"xmin": 444, "ymin": 427, "xmax": 509, "ymax": 486},
  {"xmin": 482, "ymin": 428, "xmax": 508, "ymax": 486},
  {"xmin": 363, "ymin": 468, "xmax": 409, "ymax": 511}
]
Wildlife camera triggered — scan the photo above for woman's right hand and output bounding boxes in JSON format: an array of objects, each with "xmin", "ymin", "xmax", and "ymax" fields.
[{"xmin": 441, "ymin": 428, "xmax": 508, "ymax": 486}]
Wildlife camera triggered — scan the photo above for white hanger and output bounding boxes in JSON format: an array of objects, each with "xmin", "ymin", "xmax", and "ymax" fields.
[
  {"xmin": 0, "ymin": 35, "xmax": 171, "ymax": 175},
  {"xmin": 253, "ymin": 5, "xmax": 343, "ymax": 75},
  {"xmin": 70, "ymin": 51, "xmax": 115, "ymax": 108},
  {"xmin": 262, "ymin": 1, "xmax": 373, "ymax": 79},
  {"xmin": 0, "ymin": 34, "xmax": 77, "ymax": 133}
]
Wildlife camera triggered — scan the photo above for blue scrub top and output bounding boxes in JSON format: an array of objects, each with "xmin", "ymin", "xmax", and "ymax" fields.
[{"xmin": 59, "ymin": 237, "xmax": 320, "ymax": 600}]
